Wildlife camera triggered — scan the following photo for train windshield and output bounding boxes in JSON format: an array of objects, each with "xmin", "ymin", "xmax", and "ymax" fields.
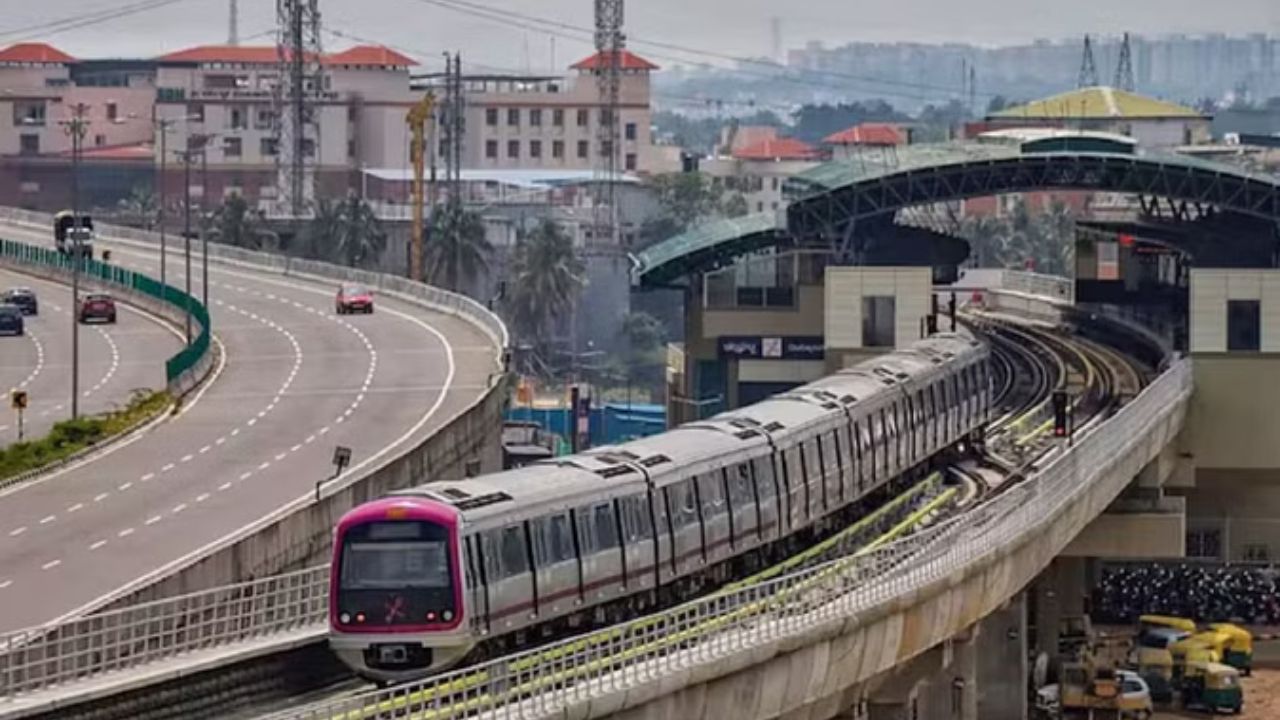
[
  {"xmin": 339, "ymin": 520, "xmax": 451, "ymax": 590},
  {"xmin": 341, "ymin": 541, "xmax": 449, "ymax": 589}
]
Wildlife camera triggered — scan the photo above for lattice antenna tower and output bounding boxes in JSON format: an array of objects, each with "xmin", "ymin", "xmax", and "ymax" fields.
[
  {"xmin": 1078, "ymin": 34, "xmax": 1099, "ymax": 87},
  {"xmin": 1114, "ymin": 32, "xmax": 1135, "ymax": 92},
  {"xmin": 593, "ymin": 0, "xmax": 624, "ymax": 250},
  {"xmin": 274, "ymin": 0, "xmax": 324, "ymax": 218}
]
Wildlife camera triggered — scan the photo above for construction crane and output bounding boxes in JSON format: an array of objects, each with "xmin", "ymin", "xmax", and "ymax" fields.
[{"xmin": 406, "ymin": 92, "xmax": 435, "ymax": 282}]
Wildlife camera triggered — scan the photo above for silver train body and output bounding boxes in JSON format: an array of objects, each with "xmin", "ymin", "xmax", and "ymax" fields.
[{"xmin": 330, "ymin": 333, "xmax": 992, "ymax": 682}]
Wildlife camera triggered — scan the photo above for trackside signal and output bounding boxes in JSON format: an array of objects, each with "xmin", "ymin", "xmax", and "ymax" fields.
[{"xmin": 1052, "ymin": 391, "xmax": 1069, "ymax": 438}]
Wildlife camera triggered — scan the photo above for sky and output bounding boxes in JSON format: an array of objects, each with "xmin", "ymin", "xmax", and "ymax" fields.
[{"xmin": 2, "ymin": 0, "xmax": 1278, "ymax": 75}]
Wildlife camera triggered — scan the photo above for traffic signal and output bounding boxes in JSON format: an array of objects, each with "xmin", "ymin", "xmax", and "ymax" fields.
[{"xmin": 1052, "ymin": 391, "xmax": 1069, "ymax": 438}]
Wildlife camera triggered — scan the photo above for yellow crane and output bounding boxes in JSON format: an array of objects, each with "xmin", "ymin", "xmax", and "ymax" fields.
[{"xmin": 406, "ymin": 92, "xmax": 436, "ymax": 282}]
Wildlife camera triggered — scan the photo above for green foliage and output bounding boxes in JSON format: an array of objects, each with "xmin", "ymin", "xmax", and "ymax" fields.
[
  {"xmin": 211, "ymin": 193, "xmax": 275, "ymax": 250},
  {"xmin": 959, "ymin": 196, "xmax": 1076, "ymax": 276},
  {"xmin": 425, "ymin": 204, "xmax": 493, "ymax": 292},
  {"xmin": 302, "ymin": 194, "xmax": 389, "ymax": 269},
  {"xmin": 640, "ymin": 172, "xmax": 749, "ymax": 248},
  {"xmin": 118, "ymin": 186, "xmax": 159, "ymax": 230},
  {"xmin": 618, "ymin": 311, "xmax": 668, "ymax": 388},
  {"xmin": 505, "ymin": 219, "xmax": 585, "ymax": 343},
  {"xmin": 789, "ymin": 100, "xmax": 909, "ymax": 143},
  {"xmin": 0, "ymin": 391, "xmax": 170, "ymax": 481},
  {"xmin": 653, "ymin": 110, "xmax": 784, "ymax": 154}
]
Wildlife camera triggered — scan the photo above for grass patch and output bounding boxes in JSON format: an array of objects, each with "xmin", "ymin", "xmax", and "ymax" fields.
[{"xmin": 0, "ymin": 390, "xmax": 171, "ymax": 481}]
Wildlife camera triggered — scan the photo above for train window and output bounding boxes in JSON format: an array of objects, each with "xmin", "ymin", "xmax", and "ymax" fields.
[
  {"xmin": 498, "ymin": 525, "xmax": 527, "ymax": 579},
  {"xmin": 552, "ymin": 514, "xmax": 577, "ymax": 563},
  {"xmin": 699, "ymin": 474, "xmax": 725, "ymax": 515},
  {"xmin": 729, "ymin": 464, "xmax": 753, "ymax": 506},
  {"xmin": 620, "ymin": 495, "xmax": 652, "ymax": 541},
  {"xmin": 670, "ymin": 481, "xmax": 698, "ymax": 529},
  {"xmin": 464, "ymin": 536, "xmax": 477, "ymax": 590},
  {"xmin": 593, "ymin": 504, "xmax": 618, "ymax": 548}
]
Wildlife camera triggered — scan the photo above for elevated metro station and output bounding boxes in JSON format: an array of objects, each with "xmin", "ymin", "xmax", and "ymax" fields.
[{"xmin": 634, "ymin": 131, "xmax": 1280, "ymax": 566}]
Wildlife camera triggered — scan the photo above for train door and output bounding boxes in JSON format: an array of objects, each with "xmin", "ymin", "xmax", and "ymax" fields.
[
  {"xmin": 727, "ymin": 463, "xmax": 758, "ymax": 549},
  {"xmin": 697, "ymin": 473, "xmax": 732, "ymax": 563},
  {"xmin": 576, "ymin": 502, "xmax": 623, "ymax": 603},
  {"xmin": 480, "ymin": 524, "xmax": 534, "ymax": 631},
  {"xmin": 619, "ymin": 494, "xmax": 656, "ymax": 590},
  {"xmin": 651, "ymin": 489, "xmax": 676, "ymax": 584},
  {"xmin": 802, "ymin": 437, "xmax": 827, "ymax": 518},
  {"xmin": 781, "ymin": 443, "xmax": 807, "ymax": 529},
  {"xmin": 665, "ymin": 479, "xmax": 702, "ymax": 576},
  {"xmin": 751, "ymin": 456, "xmax": 780, "ymax": 540},
  {"xmin": 531, "ymin": 513, "xmax": 580, "ymax": 618}
]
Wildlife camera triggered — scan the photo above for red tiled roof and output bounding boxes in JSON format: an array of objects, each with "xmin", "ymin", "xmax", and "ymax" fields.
[
  {"xmin": 0, "ymin": 43, "xmax": 75, "ymax": 64},
  {"xmin": 824, "ymin": 122, "xmax": 906, "ymax": 146},
  {"xmin": 158, "ymin": 45, "xmax": 290, "ymax": 64},
  {"xmin": 571, "ymin": 50, "xmax": 658, "ymax": 71},
  {"xmin": 732, "ymin": 137, "xmax": 821, "ymax": 161},
  {"xmin": 326, "ymin": 45, "xmax": 417, "ymax": 67}
]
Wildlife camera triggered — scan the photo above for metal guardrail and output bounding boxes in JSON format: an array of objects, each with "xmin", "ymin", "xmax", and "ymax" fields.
[
  {"xmin": 0, "ymin": 237, "xmax": 212, "ymax": 390},
  {"xmin": 261, "ymin": 359, "xmax": 1190, "ymax": 720},
  {"xmin": 1001, "ymin": 269, "xmax": 1075, "ymax": 305},
  {"xmin": 0, "ymin": 567, "xmax": 327, "ymax": 700}
]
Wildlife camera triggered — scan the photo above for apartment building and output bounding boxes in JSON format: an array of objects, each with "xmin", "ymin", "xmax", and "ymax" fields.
[
  {"xmin": 701, "ymin": 127, "xmax": 823, "ymax": 214},
  {"xmin": 416, "ymin": 50, "xmax": 669, "ymax": 175},
  {"xmin": 152, "ymin": 44, "xmax": 420, "ymax": 204}
]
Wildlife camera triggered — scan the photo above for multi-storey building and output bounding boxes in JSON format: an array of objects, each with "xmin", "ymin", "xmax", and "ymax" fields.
[
  {"xmin": 701, "ymin": 127, "xmax": 823, "ymax": 215},
  {"xmin": 414, "ymin": 50, "xmax": 670, "ymax": 175}
]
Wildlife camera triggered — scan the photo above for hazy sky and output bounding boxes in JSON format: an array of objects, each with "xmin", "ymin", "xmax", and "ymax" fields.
[{"xmin": 3, "ymin": 0, "xmax": 1278, "ymax": 74}]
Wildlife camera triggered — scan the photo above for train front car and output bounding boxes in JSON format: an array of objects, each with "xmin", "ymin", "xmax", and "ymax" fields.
[{"xmin": 329, "ymin": 497, "xmax": 473, "ymax": 683}]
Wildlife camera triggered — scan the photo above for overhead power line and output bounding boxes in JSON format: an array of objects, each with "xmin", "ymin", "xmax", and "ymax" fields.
[{"xmin": 0, "ymin": 0, "xmax": 198, "ymax": 41}]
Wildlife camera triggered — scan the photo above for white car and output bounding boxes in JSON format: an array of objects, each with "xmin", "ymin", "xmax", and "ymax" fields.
[{"xmin": 1034, "ymin": 671, "xmax": 1151, "ymax": 720}]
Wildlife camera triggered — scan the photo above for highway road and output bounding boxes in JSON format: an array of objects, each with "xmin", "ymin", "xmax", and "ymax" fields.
[
  {"xmin": 0, "ymin": 221, "xmax": 499, "ymax": 632},
  {"xmin": 0, "ymin": 268, "xmax": 180, "ymax": 445}
]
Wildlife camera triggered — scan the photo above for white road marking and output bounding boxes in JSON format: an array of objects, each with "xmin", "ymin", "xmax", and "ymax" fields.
[
  {"xmin": 39, "ymin": 515, "xmax": 55, "ymax": 525},
  {"xmin": 238, "ymin": 472, "xmax": 252, "ymax": 481},
  {"xmin": 118, "ymin": 482, "xmax": 132, "ymax": 491},
  {"xmin": 118, "ymin": 528, "xmax": 134, "ymax": 537},
  {"xmin": 0, "ymin": 580, "xmax": 12, "ymax": 589},
  {"xmin": 41, "ymin": 560, "xmax": 61, "ymax": 571},
  {"xmin": 94, "ymin": 493, "xmax": 108, "ymax": 502},
  {"xmin": 180, "ymin": 454, "xmax": 194, "ymax": 463},
  {"xmin": 145, "ymin": 516, "xmax": 161, "ymax": 525},
  {"xmin": 258, "ymin": 461, "xmax": 270, "ymax": 470},
  {"xmin": 141, "ymin": 472, "xmax": 155, "ymax": 481},
  {"xmin": 274, "ymin": 452, "xmax": 286, "ymax": 461},
  {"xmin": 219, "ymin": 482, "xmax": 233, "ymax": 491},
  {"xmin": 171, "ymin": 503, "xmax": 187, "ymax": 514},
  {"xmin": 9, "ymin": 527, "xmax": 26, "ymax": 537},
  {"xmin": 162, "ymin": 463, "xmax": 175, "ymax": 472},
  {"xmin": 67, "ymin": 503, "xmax": 83, "ymax": 513},
  {"xmin": 195, "ymin": 493, "xmax": 210, "ymax": 503},
  {"xmin": 89, "ymin": 540, "xmax": 107, "ymax": 551}
]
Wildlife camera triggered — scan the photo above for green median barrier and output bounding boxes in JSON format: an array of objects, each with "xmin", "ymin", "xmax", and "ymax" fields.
[{"xmin": 0, "ymin": 237, "xmax": 212, "ymax": 389}]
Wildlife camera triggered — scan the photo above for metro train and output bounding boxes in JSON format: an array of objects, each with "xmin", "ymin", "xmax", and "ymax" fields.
[{"xmin": 329, "ymin": 332, "xmax": 993, "ymax": 683}]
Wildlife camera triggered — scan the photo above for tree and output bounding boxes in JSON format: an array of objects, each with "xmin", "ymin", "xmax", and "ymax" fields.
[
  {"xmin": 118, "ymin": 186, "xmax": 158, "ymax": 230},
  {"xmin": 424, "ymin": 204, "xmax": 492, "ymax": 293},
  {"xmin": 506, "ymin": 219, "xmax": 585, "ymax": 343},
  {"xmin": 303, "ymin": 194, "xmax": 388, "ymax": 268},
  {"xmin": 618, "ymin": 311, "xmax": 667, "ymax": 391},
  {"xmin": 986, "ymin": 95, "xmax": 1010, "ymax": 114},
  {"xmin": 210, "ymin": 193, "xmax": 273, "ymax": 250},
  {"xmin": 650, "ymin": 172, "xmax": 727, "ymax": 230},
  {"xmin": 790, "ymin": 100, "xmax": 907, "ymax": 143}
]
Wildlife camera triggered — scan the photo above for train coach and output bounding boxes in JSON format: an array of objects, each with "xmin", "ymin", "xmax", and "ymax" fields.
[{"xmin": 329, "ymin": 332, "xmax": 993, "ymax": 683}]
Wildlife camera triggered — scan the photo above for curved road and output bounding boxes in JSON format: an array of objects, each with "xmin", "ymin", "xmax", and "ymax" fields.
[
  {"xmin": 0, "ymin": 268, "xmax": 180, "ymax": 445},
  {"xmin": 0, "ymin": 221, "xmax": 498, "ymax": 631}
]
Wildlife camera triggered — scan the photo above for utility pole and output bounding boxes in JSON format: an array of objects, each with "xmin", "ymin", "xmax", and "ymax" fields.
[
  {"xmin": 199, "ymin": 135, "xmax": 212, "ymax": 312},
  {"xmin": 177, "ymin": 146, "xmax": 195, "ymax": 345},
  {"xmin": 1078, "ymin": 34, "xmax": 1099, "ymax": 88},
  {"xmin": 274, "ymin": 0, "xmax": 323, "ymax": 218},
  {"xmin": 60, "ymin": 102, "xmax": 90, "ymax": 420},
  {"xmin": 154, "ymin": 117, "xmax": 175, "ymax": 291},
  {"xmin": 1114, "ymin": 32, "xmax": 1135, "ymax": 92},
  {"xmin": 407, "ymin": 92, "xmax": 435, "ymax": 282}
]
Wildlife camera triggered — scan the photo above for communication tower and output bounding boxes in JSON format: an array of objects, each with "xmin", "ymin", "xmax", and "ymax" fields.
[{"xmin": 273, "ymin": 0, "xmax": 324, "ymax": 218}]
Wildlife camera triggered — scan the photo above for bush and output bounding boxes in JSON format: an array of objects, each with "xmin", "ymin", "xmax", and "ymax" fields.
[{"xmin": 0, "ymin": 391, "xmax": 170, "ymax": 481}]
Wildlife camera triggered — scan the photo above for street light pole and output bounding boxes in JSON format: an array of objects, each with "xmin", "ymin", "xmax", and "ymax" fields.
[
  {"xmin": 181, "ymin": 147, "xmax": 193, "ymax": 345},
  {"xmin": 155, "ymin": 118, "xmax": 173, "ymax": 291},
  {"xmin": 199, "ymin": 136, "xmax": 210, "ymax": 312},
  {"xmin": 62, "ymin": 102, "xmax": 90, "ymax": 420}
]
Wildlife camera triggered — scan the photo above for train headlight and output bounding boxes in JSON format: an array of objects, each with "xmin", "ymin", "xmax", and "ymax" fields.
[
  {"xmin": 442, "ymin": 610, "xmax": 454, "ymax": 622},
  {"xmin": 339, "ymin": 612, "xmax": 351, "ymax": 624}
]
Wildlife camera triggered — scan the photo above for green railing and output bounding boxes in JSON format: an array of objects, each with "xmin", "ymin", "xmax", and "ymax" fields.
[{"xmin": 0, "ymin": 238, "xmax": 211, "ymax": 385}]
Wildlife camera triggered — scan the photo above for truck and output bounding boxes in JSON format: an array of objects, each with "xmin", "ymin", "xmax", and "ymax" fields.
[{"xmin": 53, "ymin": 210, "xmax": 94, "ymax": 259}]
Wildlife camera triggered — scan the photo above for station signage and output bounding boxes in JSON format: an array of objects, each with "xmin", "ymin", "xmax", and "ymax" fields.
[{"xmin": 718, "ymin": 336, "xmax": 825, "ymax": 361}]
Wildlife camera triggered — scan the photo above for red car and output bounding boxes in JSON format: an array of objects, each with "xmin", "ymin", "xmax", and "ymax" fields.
[
  {"xmin": 79, "ymin": 293, "xmax": 117, "ymax": 324},
  {"xmin": 336, "ymin": 284, "xmax": 374, "ymax": 315}
]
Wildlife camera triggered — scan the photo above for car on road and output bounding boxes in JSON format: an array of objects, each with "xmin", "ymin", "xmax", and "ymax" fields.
[
  {"xmin": 0, "ymin": 303, "xmax": 24, "ymax": 336},
  {"xmin": 78, "ymin": 293, "xmax": 117, "ymax": 324},
  {"xmin": 336, "ymin": 284, "xmax": 374, "ymax": 314},
  {"xmin": 2, "ymin": 288, "xmax": 37, "ymax": 315}
]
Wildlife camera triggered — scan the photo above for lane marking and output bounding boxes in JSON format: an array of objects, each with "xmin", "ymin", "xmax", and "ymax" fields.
[
  {"xmin": 94, "ymin": 493, "xmax": 108, "ymax": 502},
  {"xmin": 195, "ymin": 493, "xmax": 209, "ymax": 503},
  {"xmin": 145, "ymin": 516, "xmax": 161, "ymax": 525},
  {"xmin": 39, "ymin": 515, "xmax": 55, "ymax": 525},
  {"xmin": 9, "ymin": 527, "xmax": 26, "ymax": 537},
  {"xmin": 141, "ymin": 472, "xmax": 155, "ymax": 482},
  {"xmin": 118, "ymin": 528, "xmax": 134, "ymax": 537},
  {"xmin": 0, "ymin": 580, "xmax": 12, "ymax": 589},
  {"xmin": 118, "ymin": 482, "xmax": 132, "ymax": 491},
  {"xmin": 67, "ymin": 503, "xmax": 83, "ymax": 513},
  {"xmin": 171, "ymin": 503, "xmax": 187, "ymax": 514},
  {"xmin": 219, "ymin": 482, "xmax": 233, "ymax": 491},
  {"xmin": 89, "ymin": 540, "xmax": 107, "ymax": 551},
  {"xmin": 41, "ymin": 560, "xmax": 61, "ymax": 571}
]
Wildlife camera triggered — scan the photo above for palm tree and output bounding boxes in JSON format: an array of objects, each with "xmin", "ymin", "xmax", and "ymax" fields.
[
  {"xmin": 424, "ymin": 205, "xmax": 493, "ymax": 293},
  {"xmin": 303, "ymin": 194, "xmax": 388, "ymax": 268},
  {"xmin": 118, "ymin": 186, "xmax": 159, "ymax": 230},
  {"xmin": 506, "ymin": 219, "xmax": 586, "ymax": 342},
  {"xmin": 210, "ymin": 193, "xmax": 272, "ymax": 249}
]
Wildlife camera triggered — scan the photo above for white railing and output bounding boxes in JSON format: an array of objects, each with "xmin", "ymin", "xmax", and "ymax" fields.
[
  {"xmin": 1001, "ymin": 269, "xmax": 1075, "ymax": 305},
  {"xmin": 0, "ymin": 566, "xmax": 328, "ymax": 700},
  {"xmin": 265, "ymin": 360, "xmax": 1191, "ymax": 720}
]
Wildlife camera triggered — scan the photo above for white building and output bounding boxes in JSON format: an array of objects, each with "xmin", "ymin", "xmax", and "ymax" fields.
[{"xmin": 701, "ymin": 128, "xmax": 823, "ymax": 214}]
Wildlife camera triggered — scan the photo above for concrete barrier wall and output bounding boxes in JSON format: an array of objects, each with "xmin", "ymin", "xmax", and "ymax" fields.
[{"xmin": 573, "ymin": 376, "xmax": 1189, "ymax": 720}]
